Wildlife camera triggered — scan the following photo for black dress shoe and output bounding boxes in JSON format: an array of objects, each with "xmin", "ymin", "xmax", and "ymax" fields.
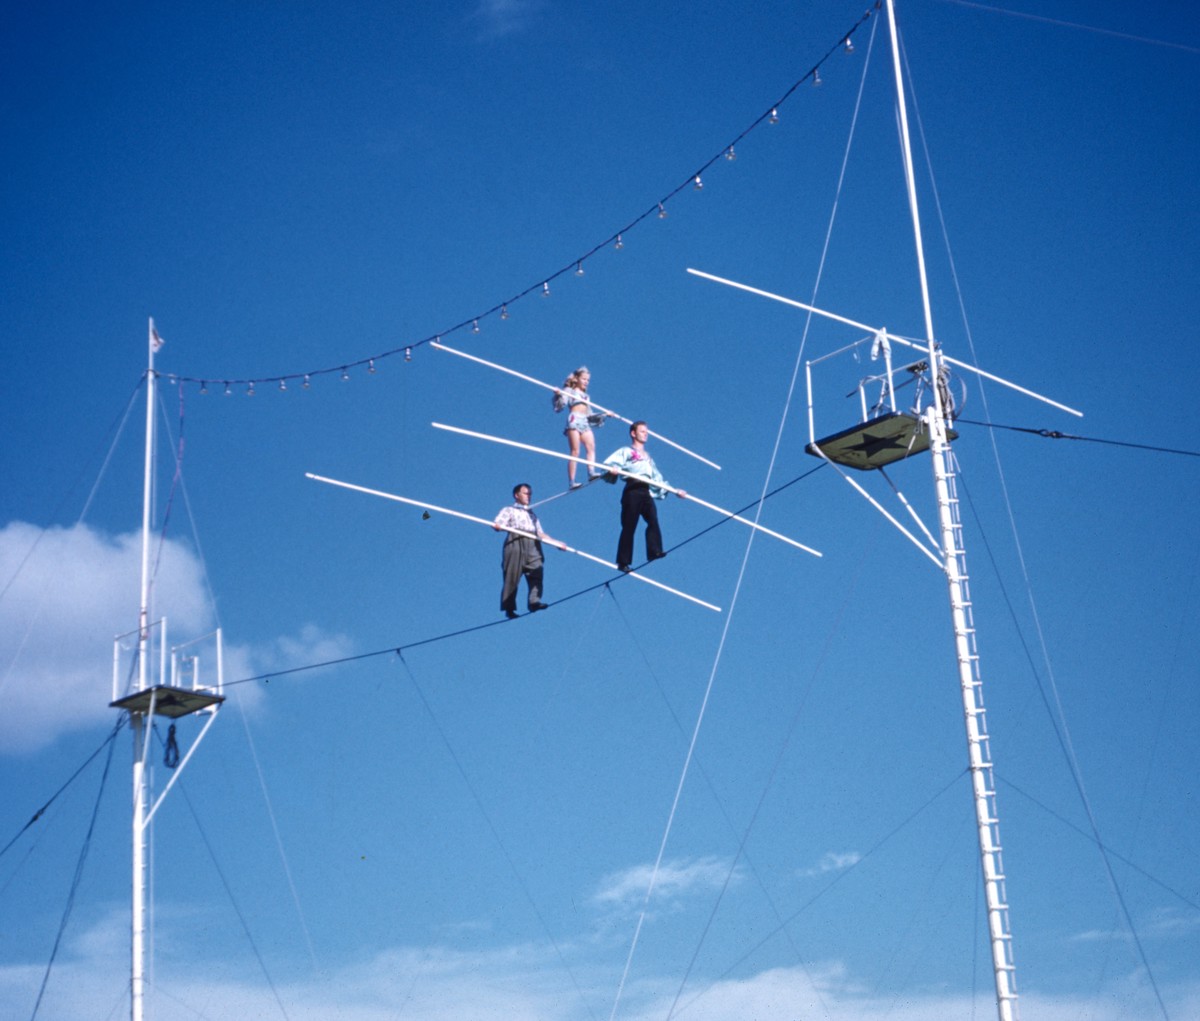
[
  {"xmin": 649, "ymin": 551, "xmax": 667, "ymax": 561},
  {"xmin": 617, "ymin": 564, "xmax": 632, "ymax": 573},
  {"xmin": 529, "ymin": 603, "xmax": 549, "ymax": 612},
  {"xmin": 505, "ymin": 610, "xmax": 519, "ymax": 619}
]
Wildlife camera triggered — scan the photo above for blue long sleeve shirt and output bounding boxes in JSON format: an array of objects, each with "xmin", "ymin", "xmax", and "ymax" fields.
[{"xmin": 603, "ymin": 445, "xmax": 669, "ymax": 499}]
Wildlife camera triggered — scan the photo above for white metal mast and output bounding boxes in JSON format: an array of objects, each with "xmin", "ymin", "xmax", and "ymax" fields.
[
  {"xmin": 131, "ymin": 318, "xmax": 157, "ymax": 1021},
  {"xmin": 113, "ymin": 319, "xmax": 224, "ymax": 1021},
  {"xmin": 883, "ymin": 1, "xmax": 1020, "ymax": 1017}
]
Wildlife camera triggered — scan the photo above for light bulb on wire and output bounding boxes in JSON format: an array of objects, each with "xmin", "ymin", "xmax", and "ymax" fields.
[
  {"xmin": 341, "ymin": 367, "xmax": 349, "ymax": 382},
  {"xmin": 500, "ymin": 305, "xmax": 509, "ymax": 320},
  {"xmin": 769, "ymin": 108, "xmax": 779, "ymax": 124},
  {"xmin": 615, "ymin": 234, "xmax": 624, "ymax": 250},
  {"xmin": 542, "ymin": 281, "xmax": 550, "ymax": 297},
  {"xmin": 575, "ymin": 261, "xmax": 584, "ymax": 276},
  {"xmin": 693, "ymin": 175, "xmax": 703, "ymax": 191},
  {"xmin": 725, "ymin": 146, "xmax": 736, "ymax": 161},
  {"xmin": 658, "ymin": 202, "xmax": 667, "ymax": 219}
]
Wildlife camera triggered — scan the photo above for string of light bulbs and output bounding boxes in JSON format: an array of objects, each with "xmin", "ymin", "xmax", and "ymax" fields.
[{"xmin": 163, "ymin": 5, "xmax": 879, "ymax": 397}]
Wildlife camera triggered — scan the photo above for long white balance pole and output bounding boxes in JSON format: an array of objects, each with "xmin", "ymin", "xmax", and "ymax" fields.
[
  {"xmin": 431, "ymin": 341, "xmax": 722, "ymax": 469},
  {"xmin": 429, "ymin": 422, "xmax": 821, "ymax": 557},
  {"xmin": 686, "ymin": 269, "xmax": 1083, "ymax": 420},
  {"xmin": 305, "ymin": 473, "xmax": 721, "ymax": 612}
]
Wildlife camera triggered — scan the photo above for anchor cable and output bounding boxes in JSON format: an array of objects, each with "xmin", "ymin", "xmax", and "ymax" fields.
[
  {"xmin": 28, "ymin": 717, "xmax": 120, "ymax": 1020},
  {"xmin": 0, "ymin": 719, "xmax": 125, "ymax": 861},
  {"xmin": 396, "ymin": 651, "xmax": 600, "ymax": 1021},
  {"xmin": 956, "ymin": 417, "xmax": 1200, "ymax": 458}
]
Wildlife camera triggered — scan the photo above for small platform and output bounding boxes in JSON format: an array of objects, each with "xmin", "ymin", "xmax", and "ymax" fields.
[
  {"xmin": 806, "ymin": 411, "xmax": 957, "ymax": 471},
  {"xmin": 110, "ymin": 685, "xmax": 225, "ymax": 718}
]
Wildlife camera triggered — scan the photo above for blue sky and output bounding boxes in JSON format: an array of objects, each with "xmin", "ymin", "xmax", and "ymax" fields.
[{"xmin": 2, "ymin": 1, "xmax": 1198, "ymax": 1019}]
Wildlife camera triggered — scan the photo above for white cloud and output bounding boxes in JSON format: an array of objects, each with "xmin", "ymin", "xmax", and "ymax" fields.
[
  {"xmin": 259, "ymin": 622, "xmax": 356, "ymax": 677},
  {"xmin": 1071, "ymin": 904, "xmax": 1200, "ymax": 943},
  {"xmin": 0, "ymin": 522, "xmax": 354, "ymax": 755},
  {"xmin": 469, "ymin": 0, "xmax": 546, "ymax": 42},
  {"xmin": 798, "ymin": 850, "xmax": 863, "ymax": 878},
  {"xmin": 8, "ymin": 925, "xmax": 1198, "ymax": 1021},
  {"xmin": 589, "ymin": 856, "xmax": 742, "ymax": 916},
  {"xmin": 0, "ymin": 521, "xmax": 212, "ymax": 754}
]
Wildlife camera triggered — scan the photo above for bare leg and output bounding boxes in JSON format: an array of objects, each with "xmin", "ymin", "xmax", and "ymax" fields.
[
  {"xmin": 583, "ymin": 431, "xmax": 596, "ymax": 476},
  {"xmin": 566, "ymin": 430, "xmax": 581, "ymax": 483}
]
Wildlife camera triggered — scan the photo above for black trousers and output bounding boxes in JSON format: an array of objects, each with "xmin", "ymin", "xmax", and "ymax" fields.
[{"xmin": 616, "ymin": 483, "xmax": 662, "ymax": 568}]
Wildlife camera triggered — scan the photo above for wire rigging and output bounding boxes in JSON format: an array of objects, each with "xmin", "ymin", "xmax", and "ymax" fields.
[
  {"xmin": 230, "ymin": 704, "xmax": 321, "ymax": 972},
  {"xmin": 667, "ymin": 522, "xmax": 886, "ymax": 1016},
  {"xmin": 0, "ymin": 380, "xmax": 144, "ymax": 605},
  {"xmin": 997, "ymin": 774, "xmax": 1200, "ymax": 914},
  {"xmin": 906, "ymin": 30, "xmax": 1171, "ymax": 1016},
  {"xmin": 0, "ymin": 380, "xmax": 144, "ymax": 707},
  {"xmin": 28, "ymin": 717, "xmax": 120, "ymax": 1021},
  {"xmin": 170, "ymin": 763, "xmax": 293, "ymax": 1021},
  {"xmin": 151, "ymin": 382, "xmax": 324, "ymax": 978},
  {"xmin": 875, "ymin": 808, "xmax": 976, "ymax": 1008},
  {"xmin": 938, "ymin": 0, "xmax": 1200, "ymax": 54},
  {"xmin": 147, "ymin": 380, "xmax": 189, "ymax": 610},
  {"xmin": 604, "ymin": 589, "xmax": 836, "ymax": 1018},
  {"xmin": 957, "ymin": 417, "xmax": 1200, "ymax": 458},
  {"xmin": 657, "ymin": 19, "xmax": 884, "ymax": 1020},
  {"xmin": 525, "ymin": 586, "xmax": 612, "ymax": 751},
  {"xmin": 0, "ymin": 719, "xmax": 125, "ymax": 861},
  {"xmin": 675, "ymin": 770, "xmax": 966, "ymax": 1019},
  {"xmin": 952, "ymin": 461, "xmax": 1171, "ymax": 1019},
  {"xmin": 396, "ymin": 652, "xmax": 600, "ymax": 1021}
]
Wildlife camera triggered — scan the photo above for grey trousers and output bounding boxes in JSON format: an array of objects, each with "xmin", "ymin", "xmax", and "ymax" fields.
[{"xmin": 500, "ymin": 536, "xmax": 544, "ymax": 612}]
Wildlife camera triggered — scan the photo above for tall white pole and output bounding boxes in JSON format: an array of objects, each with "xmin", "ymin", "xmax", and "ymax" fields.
[
  {"xmin": 883, "ymin": 3, "xmax": 1019, "ymax": 1018},
  {"xmin": 132, "ymin": 319, "xmax": 157, "ymax": 1021},
  {"xmin": 139, "ymin": 320, "xmax": 156, "ymax": 690},
  {"xmin": 131, "ymin": 713, "xmax": 147, "ymax": 1021}
]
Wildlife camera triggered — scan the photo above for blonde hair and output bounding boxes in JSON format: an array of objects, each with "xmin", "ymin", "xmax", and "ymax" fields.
[{"xmin": 562, "ymin": 366, "xmax": 590, "ymax": 390}]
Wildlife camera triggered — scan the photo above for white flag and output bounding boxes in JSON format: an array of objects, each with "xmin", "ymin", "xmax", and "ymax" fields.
[{"xmin": 150, "ymin": 319, "xmax": 165, "ymax": 352}]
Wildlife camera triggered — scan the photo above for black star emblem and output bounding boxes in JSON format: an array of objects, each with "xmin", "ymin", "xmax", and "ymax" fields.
[{"xmin": 845, "ymin": 429, "xmax": 908, "ymax": 457}]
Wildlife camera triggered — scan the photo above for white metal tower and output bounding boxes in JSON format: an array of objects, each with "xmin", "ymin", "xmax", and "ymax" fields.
[
  {"xmin": 688, "ymin": 2, "xmax": 1083, "ymax": 1017},
  {"xmin": 109, "ymin": 320, "xmax": 225, "ymax": 1021}
]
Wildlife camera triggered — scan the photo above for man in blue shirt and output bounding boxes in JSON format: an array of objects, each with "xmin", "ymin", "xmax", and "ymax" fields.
[{"xmin": 603, "ymin": 421, "xmax": 687, "ymax": 572}]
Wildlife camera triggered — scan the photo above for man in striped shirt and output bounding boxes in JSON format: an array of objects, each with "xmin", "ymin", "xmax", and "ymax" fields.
[{"xmin": 493, "ymin": 483, "xmax": 565, "ymax": 619}]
